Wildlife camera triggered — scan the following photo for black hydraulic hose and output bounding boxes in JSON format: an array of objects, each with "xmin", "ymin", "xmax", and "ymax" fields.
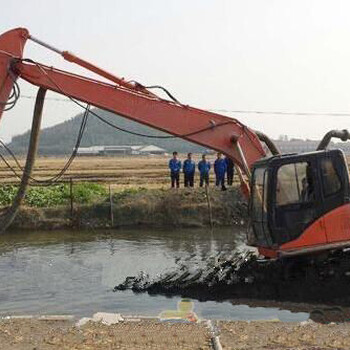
[
  {"xmin": 317, "ymin": 129, "xmax": 350, "ymax": 150},
  {"xmin": 0, "ymin": 104, "xmax": 90, "ymax": 185},
  {"xmin": 255, "ymin": 131, "xmax": 280, "ymax": 155},
  {"xmin": 0, "ymin": 87, "xmax": 46, "ymax": 233}
]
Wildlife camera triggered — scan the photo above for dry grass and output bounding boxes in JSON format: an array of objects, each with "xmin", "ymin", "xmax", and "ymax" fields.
[
  {"xmin": 0, "ymin": 154, "xmax": 232, "ymax": 190},
  {"xmin": 3, "ymin": 153, "xmax": 349, "ymax": 190}
]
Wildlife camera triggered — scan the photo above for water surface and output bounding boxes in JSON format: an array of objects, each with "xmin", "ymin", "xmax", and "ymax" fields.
[{"xmin": 0, "ymin": 228, "xmax": 308, "ymax": 321}]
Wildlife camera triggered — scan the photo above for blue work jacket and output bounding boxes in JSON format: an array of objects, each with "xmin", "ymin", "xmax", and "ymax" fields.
[
  {"xmin": 198, "ymin": 160, "xmax": 211, "ymax": 175},
  {"xmin": 183, "ymin": 159, "xmax": 196, "ymax": 174},
  {"xmin": 214, "ymin": 158, "xmax": 227, "ymax": 177},
  {"xmin": 225, "ymin": 157, "xmax": 234, "ymax": 170},
  {"xmin": 169, "ymin": 158, "xmax": 182, "ymax": 173}
]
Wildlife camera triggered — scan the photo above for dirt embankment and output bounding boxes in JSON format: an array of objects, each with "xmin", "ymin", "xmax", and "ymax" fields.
[{"xmin": 10, "ymin": 187, "xmax": 248, "ymax": 230}]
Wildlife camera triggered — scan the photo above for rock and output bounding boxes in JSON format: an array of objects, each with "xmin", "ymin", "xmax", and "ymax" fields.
[
  {"xmin": 76, "ymin": 313, "xmax": 124, "ymax": 327},
  {"xmin": 92, "ymin": 312, "xmax": 124, "ymax": 325}
]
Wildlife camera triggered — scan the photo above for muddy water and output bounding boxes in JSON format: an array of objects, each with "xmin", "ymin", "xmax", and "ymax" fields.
[{"xmin": 0, "ymin": 228, "xmax": 308, "ymax": 321}]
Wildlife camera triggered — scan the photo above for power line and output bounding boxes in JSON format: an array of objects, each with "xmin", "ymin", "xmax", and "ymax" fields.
[
  {"xmin": 22, "ymin": 95, "xmax": 70, "ymax": 102},
  {"xmin": 210, "ymin": 109, "xmax": 350, "ymax": 117},
  {"xmin": 20, "ymin": 94, "xmax": 350, "ymax": 117}
]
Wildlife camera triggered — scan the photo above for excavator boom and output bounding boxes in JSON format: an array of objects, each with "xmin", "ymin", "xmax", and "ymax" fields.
[{"xmin": 0, "ymin": 28, "xmax": 266, "ymax": 181}]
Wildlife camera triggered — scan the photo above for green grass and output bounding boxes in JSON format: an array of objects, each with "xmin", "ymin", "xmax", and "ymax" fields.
[{"xmin": 0, "ymin": 183, "xmax": 107, "ymax": 208}]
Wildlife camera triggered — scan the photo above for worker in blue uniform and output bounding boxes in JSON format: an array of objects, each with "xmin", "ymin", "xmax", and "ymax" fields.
[
  {"xmin": 169, "ymin": 151, "xmax": 181, "ymax": 188},
  {"xmin": 214, "ymin": 152, "xmax": 227, "ymax": 190},
  {"xmin": 183, "ymin": 153, "xmax": 196, "ymax": 187},
  {"xmin": 198, "ymin": 154, "xmax": 211, "ymax": 187},
  {"xmin": 225, "ymin": 156, "xmax": 235, "ymax": 186}
]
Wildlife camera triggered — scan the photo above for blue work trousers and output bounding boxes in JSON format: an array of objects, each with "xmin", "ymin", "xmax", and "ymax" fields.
[{"xmin": 215, "ymin": 174, "xmax": 226, "ymax": 190}]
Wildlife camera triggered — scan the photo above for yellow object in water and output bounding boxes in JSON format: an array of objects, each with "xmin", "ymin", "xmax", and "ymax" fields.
[{"xmin": 159, "ymin": 299, "xmax": 199, "ymax": 323}]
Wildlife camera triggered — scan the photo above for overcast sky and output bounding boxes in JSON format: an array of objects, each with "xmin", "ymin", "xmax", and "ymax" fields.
[{"xmin": 2, "ymin": 0, "xmax": 350, "ymax": 142}]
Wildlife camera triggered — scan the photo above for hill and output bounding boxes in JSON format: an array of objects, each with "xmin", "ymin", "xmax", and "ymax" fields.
[{"xmin": 8, "ymin": 109, "xmax": 205, "ymax": 155}]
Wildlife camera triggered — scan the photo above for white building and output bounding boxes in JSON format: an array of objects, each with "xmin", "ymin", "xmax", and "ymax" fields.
[{"xmin": 76, "ymin": 145, "xmax": 167, "ymax": 156}]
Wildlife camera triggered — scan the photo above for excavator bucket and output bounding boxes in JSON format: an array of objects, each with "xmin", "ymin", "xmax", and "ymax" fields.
[{"xmin": 0, "ymin": 28, "xmax": 29, "ymax": 120}]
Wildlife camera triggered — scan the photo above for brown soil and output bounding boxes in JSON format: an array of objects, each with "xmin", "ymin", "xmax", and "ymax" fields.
[
  {"xmin": 0, "ymin": 318, "xmax": 211, "ymax": 350},
  {"xmin": 1, "ymin": 318, "xmax": 350, "ymax": 350},
  {"xmin": 219, "ymin": 320, "xmax": 350, "ymax": 349}
]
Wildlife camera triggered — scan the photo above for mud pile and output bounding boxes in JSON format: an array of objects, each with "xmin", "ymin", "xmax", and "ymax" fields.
[{"xmin": 114, "ymin": 249, "xmax": 350, "ymax": 307}]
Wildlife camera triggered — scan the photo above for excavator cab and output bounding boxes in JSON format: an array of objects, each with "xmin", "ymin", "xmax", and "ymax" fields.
[{"xmin": 249, "ymin": 149, "xmax": 350, "ymax": 258}]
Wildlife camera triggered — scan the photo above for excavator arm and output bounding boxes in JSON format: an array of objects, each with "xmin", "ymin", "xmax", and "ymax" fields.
[
  {"xmin": 0, "ymin": 28, "xmax": 267, "ymax": 192},
  {"xmin": 8, "ymin": 28, "xmax": 350, "ymax": 260}
]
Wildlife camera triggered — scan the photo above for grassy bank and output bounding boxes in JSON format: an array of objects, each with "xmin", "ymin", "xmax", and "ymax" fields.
[
  {"xmin": 1, "ymin": 184, "xmax": 248, "ymax": 230},
  {"xmin": 0, "ymin": 183, "xmax": 107, "ymax": 207}
]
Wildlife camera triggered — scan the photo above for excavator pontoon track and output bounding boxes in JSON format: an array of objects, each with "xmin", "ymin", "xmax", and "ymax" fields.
[{"xmin": 115, "ymin": 248, "xmax": 350, "ymax": 308}]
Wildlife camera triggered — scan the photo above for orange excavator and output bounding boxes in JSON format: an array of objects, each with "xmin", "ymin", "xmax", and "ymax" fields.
[{"xmin": 1, "ymin": 28, "xmax": 350, "ymax": 260}]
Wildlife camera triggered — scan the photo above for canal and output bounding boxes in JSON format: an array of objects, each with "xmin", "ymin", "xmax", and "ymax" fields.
[{"xmin": 0, "ymin": 227, "xmax": 308, "ymax": 321}]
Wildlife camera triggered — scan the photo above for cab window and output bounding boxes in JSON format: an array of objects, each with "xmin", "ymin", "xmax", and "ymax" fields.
[
  {"xmin": 320, "ymin": 158, "xmax": 341, "ymax": 197},
  {"xmin": 251, "ymin": 167, "xmax": 268, "ymax": 221},
  {"xmin": 276, "ymin": 162, "xmax": 313, "ymax": 206}
]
